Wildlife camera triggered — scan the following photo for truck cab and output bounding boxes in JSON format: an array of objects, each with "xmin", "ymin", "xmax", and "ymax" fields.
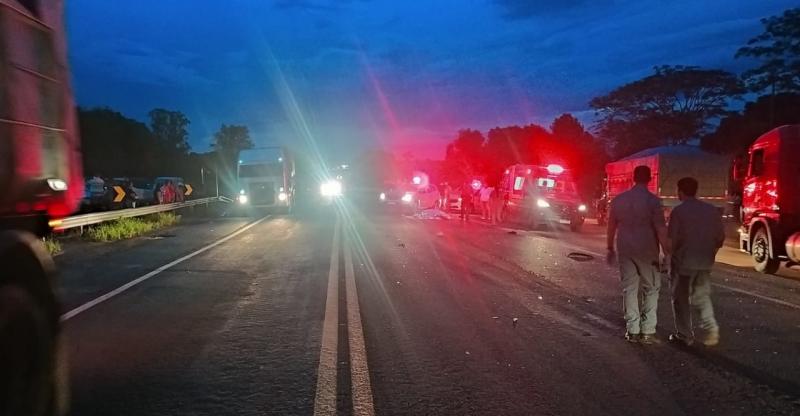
[
  {"xmin": 501, "ymin": 164, "xmax": 588, "ymax": 231},
  {"xmin": 236, "ymin": 147, "xmax": 294, "ymax": 213},
  {"xmin": 738, "ymin": 125, "xmax": 800, "ymax": 273}
]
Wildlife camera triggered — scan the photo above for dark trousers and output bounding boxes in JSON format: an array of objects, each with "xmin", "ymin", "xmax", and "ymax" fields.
[{"xmin": 460, "ymin": 201, "xmax": 471, "ymax": 220}]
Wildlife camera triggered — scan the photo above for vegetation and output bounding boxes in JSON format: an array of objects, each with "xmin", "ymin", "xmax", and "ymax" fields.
[
  {"xmin": 590, "ymin": 65, "xmax": 743, "ymax": 158},
  {"xmin": 736, "ymin": 8, "xmax": 800, "ymax": 95},
  {"xmin": 43, "ymin": 237, "xmax": 62, "ymax": 256},
  {"xmin": 85, "ymin": 213, "xmax": 180, "ymax": 242}
]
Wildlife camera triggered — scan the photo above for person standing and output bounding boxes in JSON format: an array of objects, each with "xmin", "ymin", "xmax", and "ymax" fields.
[
  {"xmin": 606, "ymin": 166, "xmax": 670, "ymax": 344},
  {"xmin": 490, "ymin": 187, "xmax": 504, "ymax": 225},
  {"xmin": 460, "ymin": 185, "xmax": 473, "ymax": 222},
  {"xmin": 479, "ymin": 186, "xmax": 492, "ymax": 220},
  {"xmin": 668, "ymin": 177, "xmax": 724, "ymax": 347}
]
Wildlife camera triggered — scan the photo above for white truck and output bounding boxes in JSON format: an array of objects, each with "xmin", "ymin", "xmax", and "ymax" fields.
[{"xmin": 236, "ymin": 147, "xmax": 294, "ymax": 213}]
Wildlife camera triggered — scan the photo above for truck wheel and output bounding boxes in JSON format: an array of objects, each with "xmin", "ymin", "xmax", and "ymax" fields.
[
  {"xmin": 752, "ymin": 228, "xmax": 781, "ymax": 274},
  {"xmin": 0, "ymin": 231, "xmax": 64, "ymax": 416}
]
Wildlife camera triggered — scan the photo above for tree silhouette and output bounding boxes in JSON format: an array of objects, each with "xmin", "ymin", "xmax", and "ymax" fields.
[
  {"xmin": 590, "ymin": 65, "xmax": 742, "ymax": 158},
  {"xmin": 736, "ymin": 8, "xmax": 800, "ymax": 95},
  {"xmin": 149, "ymin": 108, "xmax": 191, "ymax": 155}
]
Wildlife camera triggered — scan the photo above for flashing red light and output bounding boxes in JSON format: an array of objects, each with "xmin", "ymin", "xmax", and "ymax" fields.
[
  {"xmin": 471, "ymin": 180, "xmax": 482, "ymax": 190},
  {"xmin": 412, "ymin": 176, "xmax": 422, "ymax": 185},
  {"xmin": 547, "ymin": 164, "xmax": 564, "ymax": 175},
  {"xmin": 505, "ymin": 169, "xmax": 510, "ymax": 174}
]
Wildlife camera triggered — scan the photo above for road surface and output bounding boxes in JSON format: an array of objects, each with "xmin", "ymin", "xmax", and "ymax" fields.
[{"xmin": 56, "ymin": 206, "xmax": 800, "ymax": 415}]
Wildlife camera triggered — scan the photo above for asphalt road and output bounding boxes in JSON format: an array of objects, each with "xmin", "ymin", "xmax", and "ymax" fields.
[{"xmin": 56, "ymin": 205, "xmax": 800, "ymax": 415}]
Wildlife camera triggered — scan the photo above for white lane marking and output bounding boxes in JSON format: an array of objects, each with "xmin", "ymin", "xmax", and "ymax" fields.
[
  {"xmin": 313, "ymin": 218, "xmax": 340, "ymax": 416},
  {"xmin": 60, "ymin": 216, "xmax": 271, "ymax": 322},
  {"xmin": 712, "ymin": 283, "xmax": 800, "ymax": 310},
  {"xmin": 344, "ymin": 234, "xmax": 376, "ymax": 416}
]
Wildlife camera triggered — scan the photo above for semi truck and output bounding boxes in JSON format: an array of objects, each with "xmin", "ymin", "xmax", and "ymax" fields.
[
  {"xmin": 236, "ymin": 147, "xmax": 294, "ymax": 213},
  {"xmin": 1, "ymin": 0, "xmax": 79, "ymax": 413},
  {"xmin": 737, "ymin": 125, "xmax": 800, "ymax": 274},
  {"xmin": 600, "ymin": 146, "xmax": 730, "ymax": 224}
]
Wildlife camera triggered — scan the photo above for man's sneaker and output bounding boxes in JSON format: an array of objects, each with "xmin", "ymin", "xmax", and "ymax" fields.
[
  {"xmin": 701, "ymin": 330, "xmax": 720, "ymax": 347},
  {"xmin": 639, "ymin": 333, "xmax": 661, "ymax": 345},
  {"xmin": 625, "ymin": 332, "xmax": 640, "ymax": 343},
  {"xmin": 668, "ymin": 333, "xmax": 694, "ymax": 347}
]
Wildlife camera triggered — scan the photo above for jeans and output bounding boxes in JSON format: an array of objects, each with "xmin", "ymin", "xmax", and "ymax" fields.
[
  {"xmin": 671, "ymin": 269, "xmax": 718, "ymax": 338},
  {"xmin": 619, "ymin": 255, "xmax": 661, "ymax": 334}
]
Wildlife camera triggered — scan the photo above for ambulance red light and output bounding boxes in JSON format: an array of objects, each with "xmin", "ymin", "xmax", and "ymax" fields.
[
  {"xmin": 412, "ymin": 176, "xmax": 422, "ymax": 185},
  {"xmin": 547, "ymin": 164, "xmax": 564, "ymax": 174},
  {"xmin": 471, "ymin": 180, "xmax": 482, "ymax": 190}
]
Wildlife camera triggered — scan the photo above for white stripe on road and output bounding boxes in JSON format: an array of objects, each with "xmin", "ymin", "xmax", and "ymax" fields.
[
  {"xmin": 61, "ymin": 216, "xmax": 271, "ymax": 322},
  {"xmin": 711, "ymin": 283, "xmax": 800, "ymax": 310},
  {"xmin": 344, "ymin": 234, "xmax": 376, "ymax": 416},
  {"xmin": 313, "ymin": 218, "xmax": 340, "ymax": 416}
]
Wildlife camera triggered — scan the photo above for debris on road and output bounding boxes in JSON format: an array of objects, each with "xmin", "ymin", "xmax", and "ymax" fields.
[
  {"xmin": 397, "ymin": 243, "xmax": 406, "ymax": 248},
  {"xmin": 512, "ymin": 317, "xmax": 518, "ymax": 327},
  {"xmin": 414, "ymin": 208, "xmax": 451, "ymax": 220},
  {"xmin": 507, "ymin": 230, "xmax": 518, "ymax": 235}
]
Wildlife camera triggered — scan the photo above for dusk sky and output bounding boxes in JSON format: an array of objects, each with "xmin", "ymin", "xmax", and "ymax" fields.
[{"xmin": 66, "ymin": 0, "xmax": 796, "ymax": 160}]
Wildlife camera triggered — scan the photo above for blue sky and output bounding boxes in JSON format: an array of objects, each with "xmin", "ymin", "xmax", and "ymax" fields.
[{"xmin": 66, "ymin": 0, "xmax": 796, "ymax": 160}]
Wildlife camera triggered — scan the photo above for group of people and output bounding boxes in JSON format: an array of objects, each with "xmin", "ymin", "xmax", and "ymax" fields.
[
  {"xmin": 606, "ymin": 166, "xmax": 724, "ymax": 347},
  {"xmin": 156, "ymin": 180, "xmax": 183, "ymax": 204},
  {"xmin": 454, "ymin": 183, "xmax": 506, "ymax": 224}
]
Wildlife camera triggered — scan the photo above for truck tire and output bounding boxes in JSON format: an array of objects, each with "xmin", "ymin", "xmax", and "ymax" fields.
[
  {"xmin": 752, "ymin": 228, "xmax": 781, "ymax": 274},
  {"xmin": 0, "ymin": 231, "xmax": 64, "ymax": 416}
]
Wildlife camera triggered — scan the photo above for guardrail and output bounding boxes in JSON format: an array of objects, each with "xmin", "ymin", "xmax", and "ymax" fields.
[{"xmin": 49, "ymin": 196, "xmax": 224, "ymax": 232}]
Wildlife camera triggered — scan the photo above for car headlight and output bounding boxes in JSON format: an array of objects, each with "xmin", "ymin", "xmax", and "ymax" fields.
[
  {"xmin": 379, "ymin": 192, "xmax": 386, "ymax": 201},
  {"xmin": 578, "ymin": 204, "xmax": 587, "ymax": 212},
  {"xmin": 238, "ymin": 194, "xmax": 249, "ymax": 204},
  {"xmin": 320, "ymin": 180, "xmax": 343, "ymax": 197},
  {"xmin": 536, "ymin": 198, "xmax": 550, "ymax": 208},
  {"xmin": 239, "ymin": 189, "xmax": 246, "ymax": 195},
  {"xmin": 278, "ymin": 192, "xmax": 288, "ymax": 201},
  {"xmin": 401, "ymin": 192, "xmax": 413, "ymax": 203}
]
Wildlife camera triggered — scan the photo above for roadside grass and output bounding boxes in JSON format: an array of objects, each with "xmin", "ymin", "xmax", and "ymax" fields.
[
  {"xmin": 86, "ymin": 212, "xmax": 180, "ymax": 242},
  {"xmin": 43, "ymin": 236, "xmax": 62, "ymax": 256}
]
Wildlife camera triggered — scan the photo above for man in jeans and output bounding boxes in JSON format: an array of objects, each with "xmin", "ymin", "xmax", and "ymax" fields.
[
  {"xmin": 668, "ymin": 177, "xmax": 724, "ymax": 347},
  {"xmin": 607, "ymin": 166, "xmax": 670, "ymax": 344}
]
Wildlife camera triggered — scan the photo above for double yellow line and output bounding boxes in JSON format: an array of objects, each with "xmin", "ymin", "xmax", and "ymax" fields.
[{"xmin": 314, "ymin": 216, "xmax": 375, "ymax": 416}]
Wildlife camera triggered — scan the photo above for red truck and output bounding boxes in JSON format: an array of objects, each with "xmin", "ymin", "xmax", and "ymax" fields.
[
  {"xmin": 738, "ymin": 125, "xmax": 800, "ymax": 274},
  {"xmin": 1, "ymin": 1, "xmax": 80, "ymax": 413}
]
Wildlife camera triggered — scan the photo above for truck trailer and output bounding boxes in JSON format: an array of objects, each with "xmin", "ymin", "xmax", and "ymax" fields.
[{"xmin": 603, "ymin": 146, "xmax": 730, "ymax": 219}]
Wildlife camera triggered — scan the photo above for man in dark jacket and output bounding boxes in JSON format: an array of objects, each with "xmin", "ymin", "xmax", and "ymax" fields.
[{"xmin": 668, "ymin": 177, "xmax": 725, "ymax": 347}]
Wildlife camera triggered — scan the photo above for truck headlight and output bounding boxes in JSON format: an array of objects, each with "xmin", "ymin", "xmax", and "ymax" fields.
[
  {"xmin": 536, "ymin": 198, "xmax": 550, "ymax": 208},
  {"xmin": 401, "ymin": 192, "xmax": 413, "ymax": 203},
  {"xmin": 238, "ymin": 194, "xmax": 249, "ymax": 204},
  {"xmin": 578, "ymin": 204, "xmax": 587, "ymax": 212},
  {"xmin": 320, "ymin": 180, "xmax": 342, "ymax": 197},
  {"xmin": 278, "ymin": 192, "xmax": 288, "ymax": 201},
  {"xmin": 47, "ymin": 178, "xmax": 68, "ymax": 191}
]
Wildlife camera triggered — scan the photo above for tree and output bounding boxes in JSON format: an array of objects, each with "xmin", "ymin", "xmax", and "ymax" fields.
[
  {"xmin": 549, "ymin": 114, "xmax": 607, "ymax": 199},
  {"xmin": 590, "ymin": 65, "xmax": 743, "ymax": 158},
  {"xmin": 736, "ymin": 8, "xmax": 800, "ymax": 94},
  {"xmin": 702, "ymin": 93, "xmax": 800, "ymax": 155},
  {"xmin": 212, "ymin": 124, "xmax": 253, "ymax": 156},
  {"xmin": 149, "ymin": 109, "xmax": 191, "ymax": 155},
  {"xmin": 78, "ymin": 107, "xmax": 160, "ymax": 176},
  {"xmin": 443, "ymin": 129, "xmax": 485, "ymax": 184}
]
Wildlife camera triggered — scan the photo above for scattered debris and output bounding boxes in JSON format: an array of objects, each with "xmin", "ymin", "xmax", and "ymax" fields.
[
  {"xmin": 491, "ymin": 316, "xmax": 500, "ymax": 319},
  {"xmin": 398, "ymin": 243, "xmax": 406, "ymax": 248},
  {"xmin": 537, "ymin": 295, "xmax": 543, "ymax": 300},
  {"xmin": 414, "ymin": 208, "xmax": 452, "ymax": 220},
  {"xmin": 465, "ymin": 351, "xmax": 471, "ymax": 355},
  {"xmin": 512, "ymin": 317, "xmax": 518, "ymax": 327},
  {"xmin": 507, "ymin": 230, "xmax": 518, "ymax": 235}
]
